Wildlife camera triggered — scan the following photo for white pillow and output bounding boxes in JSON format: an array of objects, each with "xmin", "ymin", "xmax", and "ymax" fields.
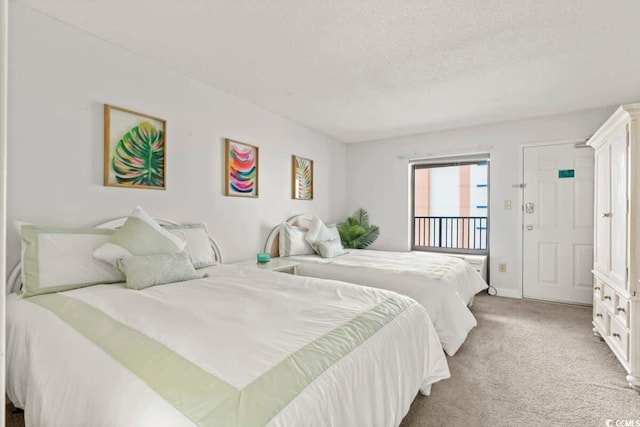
[
  {"xmin": 305, "ymin": 216, "xmax": 345, "ymax": 256},
  {"xmin": 279, "ymin": 223, "xmax": 314, "ymax": 257},
  {"xmin": 305, "ymin": 216, "xmax": 333, "ymax": 245},
  {"xmin": 326, "ymin": 224, "xmax": 341, "ymax": 242},
  {"xmin": 93, "ymin": 206, "xmax": 186, "ymax": 266},
  {"xmin": 19, "ymin": 225, "xmax": 125, "ymax": 297},
  {"xmin": 162, "ymin": 223, "xmax": 217, "ymax": 268}
]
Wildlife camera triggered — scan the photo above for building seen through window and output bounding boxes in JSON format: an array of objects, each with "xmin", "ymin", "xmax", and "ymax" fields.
[{"xmin": 413, "ymin": 161, "xmax": 488, "ymax": 252}]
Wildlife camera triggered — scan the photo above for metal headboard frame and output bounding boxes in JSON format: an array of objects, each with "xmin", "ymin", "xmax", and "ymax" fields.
[{"xmin": 6, "ymin": 217, "xmax": 223, "ymax": 294}]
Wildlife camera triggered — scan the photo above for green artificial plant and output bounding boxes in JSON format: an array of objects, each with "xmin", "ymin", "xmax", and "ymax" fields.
[{"xmin": 337, "ymin": 208, "xmax": 380, "ymax": 249}]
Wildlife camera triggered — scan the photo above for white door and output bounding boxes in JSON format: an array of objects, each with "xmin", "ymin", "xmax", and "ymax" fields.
[{"xmin": 522, "ymin": 143, "xmax": 594, "ymax": 304}]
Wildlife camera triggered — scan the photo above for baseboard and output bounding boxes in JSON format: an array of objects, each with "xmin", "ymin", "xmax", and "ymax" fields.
[{"xmin": 491, "ymin": 287, "xmax": 522, "ymax": 299}]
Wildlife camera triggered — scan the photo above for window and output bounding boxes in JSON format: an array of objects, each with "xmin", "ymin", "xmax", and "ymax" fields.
[{"xmin": 412, "ymin": 158, "xmax": 489, "ymax": 254}]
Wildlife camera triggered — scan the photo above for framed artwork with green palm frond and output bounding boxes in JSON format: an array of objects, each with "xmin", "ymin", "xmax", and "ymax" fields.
[
  {"xmin": 292, "ymin": 155, "xmax": 313, "ymax": 200},
  {"xmin": 104, "ymin": 104, "xmax": 166, "ymax": 190}
]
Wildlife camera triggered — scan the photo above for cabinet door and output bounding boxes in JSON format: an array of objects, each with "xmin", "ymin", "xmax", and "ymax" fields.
[
  {"xmin": 594, "ymin": 144, "xmax": 610, "ymax": 275},
  {"xmin": 609, "ymin": 126, "xmax": 629, "ymax": 289}
]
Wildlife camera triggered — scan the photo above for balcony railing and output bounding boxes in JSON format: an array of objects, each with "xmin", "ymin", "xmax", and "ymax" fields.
[{"xmin": 413, "ymin": 216, "xmax": 488, "ymax": 251}]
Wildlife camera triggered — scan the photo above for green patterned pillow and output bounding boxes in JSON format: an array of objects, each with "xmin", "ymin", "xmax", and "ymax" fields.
[
  {"xmin": 93, "ymin": 206, "xmax": 186, "ymax": 266},
  {"xmin": 312, "ymin": 239, "xmax": 346, "ymax": 258},
  {"xmin": 117, "ymin": 253, "xmax": 204, "ymax": 290}
]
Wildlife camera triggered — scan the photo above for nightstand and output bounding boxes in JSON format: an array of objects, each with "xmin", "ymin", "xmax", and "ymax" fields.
[{"xmin": 233, "ymin": 258, "xmax": 299, "ymax": 275}]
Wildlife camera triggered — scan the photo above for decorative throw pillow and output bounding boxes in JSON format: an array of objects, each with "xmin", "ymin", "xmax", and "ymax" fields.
[
  {"xmin": 305, "ymin": 216, "xmax": 333, "ymax": 245},
  {"xmin": 162, "ymin": 223, "xmax": 217, "ymax": 268},
  {"xmin": 279, "ymin": 223, "xmax": 314, "ymax": 257},
  {"xmin": 305, "ymin": 216, "xmax": 345, "ymax": 256},
  {"xmin": 117, "ymin": 253, "xmax": 204, "ymax": 290},
  {"xmin": 312, "ymin": 239, "xmax": 347, "ymax": 258},
  {"xmin": 326, "ymin": 224, "xmax": 341, "ymax": 242},
  {"xmin": 93, "ymin": 206, "xmax": 186, "ymax": 266},
  {"xmin": 19, "ymin": 225, "xmax": 125, "ymax": 297}
]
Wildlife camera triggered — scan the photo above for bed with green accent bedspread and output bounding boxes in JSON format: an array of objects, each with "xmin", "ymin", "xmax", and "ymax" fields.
[
  {"xmin": 6, "ymin": 264, "xmax": 449, "ymax": 427},
  {"xmin": 284, "ymin": 249, "xmax": 489, "ymax": 356}
]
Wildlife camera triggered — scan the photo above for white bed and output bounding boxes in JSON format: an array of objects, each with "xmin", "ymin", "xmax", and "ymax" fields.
[
  {"xmin": 6, "ymin": 217, "xmax": 450, "ymax": 427},
  {"xmin": 265, "ymin": 215, "xmax": 489, "ymax": 356}
]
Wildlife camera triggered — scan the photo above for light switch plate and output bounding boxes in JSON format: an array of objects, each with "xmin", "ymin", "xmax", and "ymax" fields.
[{"xmin": 504, "ymin": 200, "xmax": 512, "ymax": 210}]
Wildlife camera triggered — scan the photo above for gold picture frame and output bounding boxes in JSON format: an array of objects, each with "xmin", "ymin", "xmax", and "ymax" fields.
[
  {"xmin": 104, "ymin": 104, "xmax": 167, "ymax": 190},
  {"xmin": 224, "ymin": 139, "xmax": 259, "ymax": 197},
  {"xmin": 292, "ymin": 155, "xmax": 314, "ymax": 200}
]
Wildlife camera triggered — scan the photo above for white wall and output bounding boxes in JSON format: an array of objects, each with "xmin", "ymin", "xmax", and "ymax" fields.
[
  {"xmin": 6, "ymin": 4, "xmax": 347, "ymax": 268},
  {"xmin": 346, "ymin": 107, "xmax": 616, "ymax": 297},
  {"xmin": 5, "ymin": 3, "xmax": 624, "ymax": 301}
]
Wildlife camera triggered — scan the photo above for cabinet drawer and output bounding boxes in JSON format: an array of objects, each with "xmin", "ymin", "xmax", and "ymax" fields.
[
  {"xmin": 593, "ymin": 278, "xmax": 604, "ymax": 301},
  {"xmin": 602, "ymin": 284, "xmax": 616, "ymax": 312},
  {"xmin": 609, "ymin": 316, "xmax": 629, "ymax": 362},
  {"xmin": 593, "ymin": 299, "xmax": 609, "ymax": 334},
  {"xmin": 614, "ymin": 294, "xmax": 630, "ymax": 328}
]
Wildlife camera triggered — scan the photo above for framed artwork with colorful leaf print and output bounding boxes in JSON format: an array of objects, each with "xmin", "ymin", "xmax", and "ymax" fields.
[
  {"xmin": 104, "ymin": 104, "xmax": 166, "ymax": 190},
  {"xmin": 224, "ymin": 139, "xmax": 259, "ymax": 197},
  {"xmin": 292, "ymin": 155, "xmax": 314, "ymax": 200}
]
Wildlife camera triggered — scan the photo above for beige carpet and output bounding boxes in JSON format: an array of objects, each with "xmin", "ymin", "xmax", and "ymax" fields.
[
  {"xmin": 401, "ymin": 294, "xmax": 640, "ymax": 427},
  {"xmin": 6, "ymin": 294, "xmax": 640, "ymax": 427}
]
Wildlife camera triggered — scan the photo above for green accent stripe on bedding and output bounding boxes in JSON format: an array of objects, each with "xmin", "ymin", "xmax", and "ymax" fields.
[
  {"xmin": 426, "ymin": 258, "xmax": 464, "ymax": 280},
  {"xmin": 28, "ymin": 294, "xmax": 415, "ymax": 427},
  {"xmin": 238, "ymin": 296, "xmax": 413, "ymax": 427},
  {"xmin": 28, "ymin": 294, "xmax": 239, "ymax": 427}
]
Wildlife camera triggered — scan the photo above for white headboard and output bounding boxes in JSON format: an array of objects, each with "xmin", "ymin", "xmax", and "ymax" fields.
[
  {"xmin": 6, "ymin": 217, "xmax": 224, "ymax": 294},
  {"xmin": 263, "ymin": 214, "xmax": 314, "ymax": 258}
]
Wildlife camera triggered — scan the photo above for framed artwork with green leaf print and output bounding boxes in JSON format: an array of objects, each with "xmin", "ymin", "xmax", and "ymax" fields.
[
  {"xmin": 104, "ymin": 104, "xmax": 166, "ymax": 190},
  {"xmin": 292, "ymin": 155, "xmax": 313, "ymax": 200}
]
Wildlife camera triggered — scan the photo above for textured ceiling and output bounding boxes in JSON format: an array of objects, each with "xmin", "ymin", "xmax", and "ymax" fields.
[{"xmin": 15, "ymin": 0, "xmax": 640, "ymax": 142}]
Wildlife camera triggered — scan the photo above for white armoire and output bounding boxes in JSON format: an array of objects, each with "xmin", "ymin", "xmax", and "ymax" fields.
[{"xmin": 588, "ymin": 103, "xmax": 640, "ymax": 390}]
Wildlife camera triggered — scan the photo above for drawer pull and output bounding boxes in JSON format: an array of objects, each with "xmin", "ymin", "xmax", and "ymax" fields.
[
  {"xmin": 604, "ymin": 296, "xmax": 612, "ymax": 301},
  {"xmin": 612, "ymin": 333, "xmax": 621, "ymax": 339},
  {"xmin": 594, "ymin": 286, "xmax": 601, "ymax": 290},
  {"xmin": 596, "ymin": 313, "xmax": 603, "ymax": 318},
  {"xmin": 617, "ymin": 307, "xmax": 626, "ymax": 314}
]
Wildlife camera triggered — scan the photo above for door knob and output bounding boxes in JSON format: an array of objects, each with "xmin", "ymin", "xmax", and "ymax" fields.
[
  {"xmin": 602, "ymin": 212, "xmax": 611, "ymax": 218},
  {"xmin": 526, "ymin": 225, "xmax": 533, "ymax": 231}
]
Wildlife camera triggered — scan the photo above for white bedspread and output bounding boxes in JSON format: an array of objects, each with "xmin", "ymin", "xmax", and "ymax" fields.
[
  {"xmin": 6, "ymin": 265, "xmax": 450, "ymax": 427},
  {"xmin": 284, "ymin": 250, "xmax": 489, "ymax": 356}
]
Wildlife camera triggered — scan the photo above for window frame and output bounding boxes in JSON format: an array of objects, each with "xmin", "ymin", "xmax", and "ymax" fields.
[{"xmin": 411, "ymin": 159, "xmax": 490, "ymax": 255}]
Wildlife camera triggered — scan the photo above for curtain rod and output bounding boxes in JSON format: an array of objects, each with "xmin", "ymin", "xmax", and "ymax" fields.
[{"xmin": 397, "ymin": 146, "xmax": 494, "ymax": 161}]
